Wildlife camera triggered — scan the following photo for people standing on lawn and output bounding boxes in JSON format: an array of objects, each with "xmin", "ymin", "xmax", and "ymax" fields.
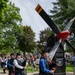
[
  {"xmin": 39, "ymin": 50, "xmax": 56, "ymax": 75},
  {"xmin": 1, "ymin": 56, "xmax": 7, "ymax": 73},
  {"xmin": 33, "ymin": 55, "xmax": 40, "ymax": 69},
  {"xmin": 71, "ymin": 54, "xmax": 75, "ymax": 66},
  {"xmin": 29, "ymin": 54, "xmax": 35, "ymax": 67},
  {"xmin": 7, "ymin": 53, "xmax": 15, "ymax": 75},
  {"xmin": 0, "ymin": 55, "xmax": 2, "ymax": 68},
  {"xmin": 0, "ymin": 52, "xmax": 57, "ymax": 75},
  {"xmin": 13, "ymin": 53, "xmax": 27, "ymax": 75}
]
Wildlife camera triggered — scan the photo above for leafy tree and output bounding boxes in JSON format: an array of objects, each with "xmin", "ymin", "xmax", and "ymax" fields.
[
  {"xmin": 50, "ymin": 0, "xmax": 75, "ymax": 31},
  {"xmin": 50, "ymin": 0, "xmax": 75, "ymax": 24},
  {"xmin": 37, "ymin": 27, "xmax": 53, "ymax": 53},
  {"xmin": 18, "ymin": 25, "xmax": 36, "ymax": 52},
  {"xmin": 0, "ymin": 1, "xmax": 36, "ymax": 54},
  {"xmin": 39, "ymin": 28, "xmax": 53, "ymax": 43},
  {"xmin": 0, "ymin": 1, "xmax": 22, "ymax": 54},
  {"xmin": 50, "ymin": 0, "xmax": 75, "ymax": 52},
  {"xmin": 0, "ymin": 0, "xmax": 8, "ymax": 51},
  {"xmin": 0, "ymin": 0, "xmax": 8, "ymax": 21}
]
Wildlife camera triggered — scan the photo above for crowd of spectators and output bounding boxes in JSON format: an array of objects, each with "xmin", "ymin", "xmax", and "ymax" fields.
[
  {"xmin": 0, "ymin": 52, "xmax": 75, "ymax": 75},
  {"xmin": 0, "ymin": 52, "xmax": 40, "ymax": 75}
]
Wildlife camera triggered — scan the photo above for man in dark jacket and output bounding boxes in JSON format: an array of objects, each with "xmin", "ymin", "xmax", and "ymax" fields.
[
  {"xmin": 13, "ymin": 53, "xmax": 26, "ymax": 75},
  {"xmin": 39, "ymin": 50, "xmax": 55, "ymax": 75},
  {"xmin": 7, "ymin": 53, "xmax": 15, "ymax": 75}
]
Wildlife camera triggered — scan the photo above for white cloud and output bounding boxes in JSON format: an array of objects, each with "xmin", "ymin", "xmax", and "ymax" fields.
[{"xmin": 10, "ymin": 0, "xmax": 56, "ymax": 41}]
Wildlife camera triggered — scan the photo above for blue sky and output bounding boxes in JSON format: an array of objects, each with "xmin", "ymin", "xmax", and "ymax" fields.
[{"xmin": 10, "ymin": 0, "xmax": 56, "ymax": 41}]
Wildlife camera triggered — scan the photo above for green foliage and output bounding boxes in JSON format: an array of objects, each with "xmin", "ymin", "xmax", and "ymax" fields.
[
  {"xmin": 50, "ymin": 0, "xmax": 75, "ymax": 52},
  {"xmin": 37, "ymin": 27, "xmax": 53, "ymax": 52},
  {"xmin": 18, "ymin": 25, "xmax": 36, "ymax": 52},
  {"xmin": 0, "ymin": 1, "xmax": 36, "ymax": 54},
  {"xmin": 26, "ymin": 64, "xmax": 38, "ymax": 73},
  {"xmin": 0, "ymin": 1, "xmax": 22, "ymax": 54},
  {"xmin": 66, "ymin": 64, "xmax": 74, "ymax": 72},
  {"xmin": 50, "ymin": 0, "xmax": 75, "ymax": 31},
  {"xmin": 2, "ymin": 2, "xmax": 22, "ymax": 52},
  {"xmin": 39, "ymin": 28, "xmax": 53, "ymax": 42},
  {"xmin": 66, "ymin": 38, "xmax": 75, "ymax": 52},
  {"xmin": 0, "ymin": 0, "xmax": 9, "ymax": 21}
]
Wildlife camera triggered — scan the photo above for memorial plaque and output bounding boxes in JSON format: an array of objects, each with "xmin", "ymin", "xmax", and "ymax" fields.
[{"xmin": 53, "ymin": 44, "xmax": 66, "ymax": 75}]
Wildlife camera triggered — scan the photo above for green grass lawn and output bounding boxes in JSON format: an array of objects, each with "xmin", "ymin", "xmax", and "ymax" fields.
[
  {"xmin": 25, "ymin": 64, "xmax": 75, "ymax": 72},
  {"xmin": 26, "ymin": 65, "xmax": 39, "ymax": 73},
  {"xmin": 0, "ymin": 65, "xmax": 39, "ymax": 73},
  {"xmin": 27, "ymin": 64, "xmax": 75, "ymax": 72},
  {"xmin": 0, "ymin": 64, "xmax": 74, "ymax": 73},
  {"xmin": 66, "ymin": 64, "xmax": 74, "ymax": 72}
]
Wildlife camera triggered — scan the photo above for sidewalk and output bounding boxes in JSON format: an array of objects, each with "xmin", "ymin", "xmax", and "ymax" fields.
[
  {"xmin": 0, "ymin": 71, "xmax": 74, "ymax": 75},
  {"xmin": 0, "ymin": 71, "xmax": 39, "ymax": 75},
  {"xmin": 66, "ymin": 72, "xmax": 74, "ymax": 75}
]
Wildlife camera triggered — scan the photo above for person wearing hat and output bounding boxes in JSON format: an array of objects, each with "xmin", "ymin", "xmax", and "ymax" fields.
[
  {"xmin": 39, "ymin": 50, "xmax": 55, "ymax": 75},
  {"xmin": 13, "ymin": 53, "xmax": 26, "ymax": 75}
]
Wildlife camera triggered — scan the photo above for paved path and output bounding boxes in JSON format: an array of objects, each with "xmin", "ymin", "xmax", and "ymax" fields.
[
  {"xmin": 0, "ymin": 71, "xmax": 39, "ymax": 75},
  {"xmin": 0, "ymin": 71, "xmax": 74, "ymax": 75}
]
